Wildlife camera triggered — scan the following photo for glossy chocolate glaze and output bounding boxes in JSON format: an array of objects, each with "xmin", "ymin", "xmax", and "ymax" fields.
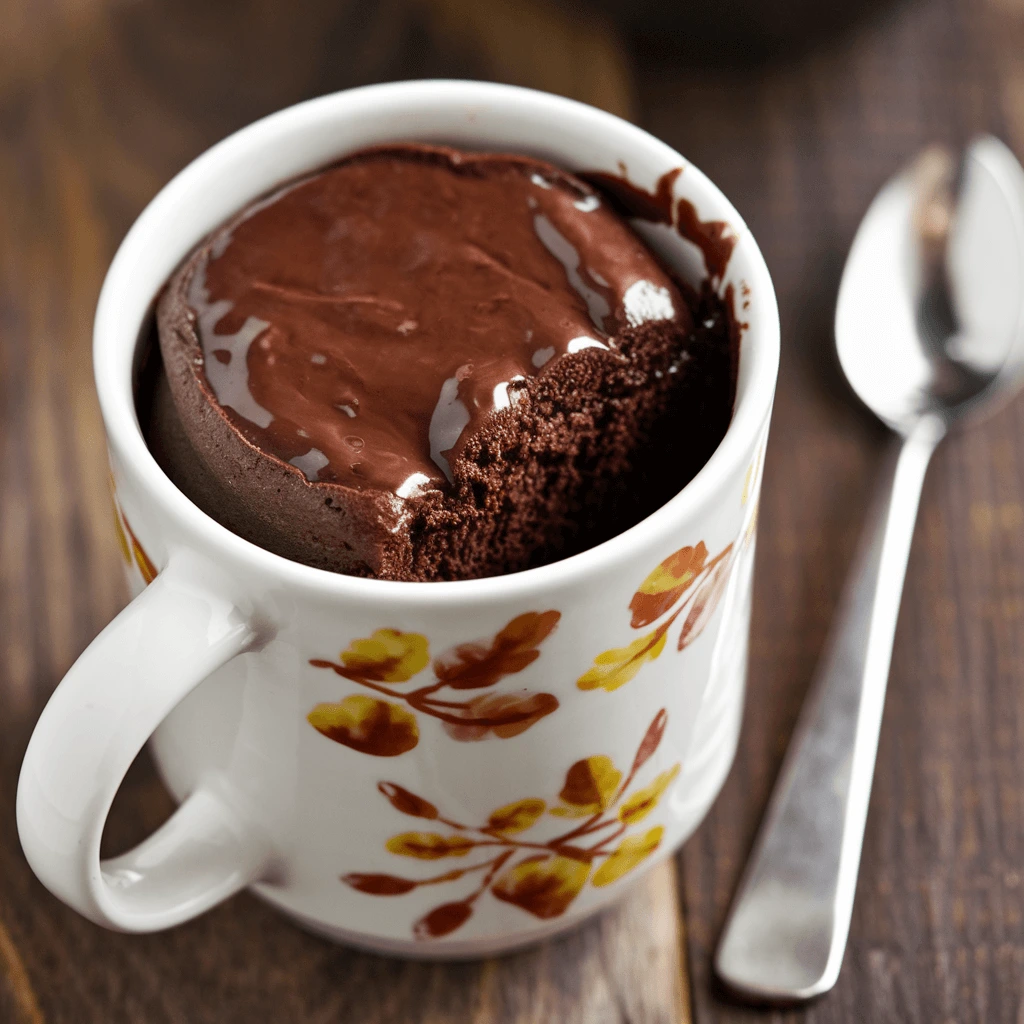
[
  {"xmin": 178, "ymin": 146, "xmax": 693, "ymax": 495},
  {"xmin": 581, "ymin": 167, "xmax": 738, "ymax": 284},
  {"xmin": 582, "ymin": 167, "xmax": 681, "ymax": 225},
  {"xmin": 153, "ymin": 146, "xmax": 739, "ymax": 581}
]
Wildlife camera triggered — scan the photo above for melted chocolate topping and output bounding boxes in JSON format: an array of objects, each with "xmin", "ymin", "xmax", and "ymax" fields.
[
  {"xmin": 184, "ymin": 146, "xmax": 691, "ymax": 495},
  {"xmin": 582, "ymin": 167, "xmax": 681, "ymax": 225},
  {"xmin": 581, "ymin": 167, "xmax": 738, "ymax": 285}
]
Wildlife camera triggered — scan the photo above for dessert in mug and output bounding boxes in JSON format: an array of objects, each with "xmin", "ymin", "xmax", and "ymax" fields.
[
  {"xmin": 145, "ymin": 144, "xmax": 737, "ymax": 580},
  {"xmin": 17, "ymin": 85, "xmax": 777, "ymax": 956}
]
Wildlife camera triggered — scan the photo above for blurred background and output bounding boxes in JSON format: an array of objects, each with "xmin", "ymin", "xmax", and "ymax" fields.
[{"xmin": 2, "ymin": 1, "xmax": 1024, "ymax": 1022}]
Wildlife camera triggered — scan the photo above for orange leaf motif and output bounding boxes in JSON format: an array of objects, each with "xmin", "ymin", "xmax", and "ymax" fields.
[
  {"xmin": 385, "ymin": 832, "xmax": 477, "ymax": 859},
  {"xmin": 378, "ymin": 782, "xmax": 437, "ymax": 819},
  {"xmin": 441, "ymin": 691, "xmax": 559, "ymax": 742},
  {"xmin": 491, "ymin": 855, "xmax": 591, "ymax": 919},
  {"xmin": 617, "ymin": 765, "xmax": 680, "ymax": 825},
  {"xmin": 629, "ymin": 542, "xmax": 708, "ymax": 628},
  {"xmin": 342, "ymin": 873, "xmax": 419, "ymax": 895},
  {"xmin": 308, "ymin": 695, "xmax": 419, "ymax": 756},
  {"xmin": 592, "ymin": 826, "xmax": 664, "ymax": 887},
  {"xmin": 433, "ymin": 611, "xmax": 560, "ymax": 690},
  {"xmin": 413, "ymin": 901, "xmax": 473, "ymax": 939},
  {"xmin": 487, "ymin": 798, "xmax": 546, "ymax": 835},
  {"xmin": 576, "ymin": 630, "xmax": 667, "ymax": 692},
  {"xmin": 550, "ymin": 755, "xmax": 622, "ymax": 817},
  {"xmin": 133, "ymin": 540, "xmax": 158, "ymax": 585},
  {"xmin": 631, "ymin": 709, "xmax": 668, "ymax": 774},
  {"xmin": 678, "ymin": 552, "xmax": 733, "ymax": 651},
  {"xmin": 340, "ymin": 629, "xmax": 429, "ymax": 683},
  {"xmin": 119, "ymin": 513, "xmax": 158, "ymax": 584},
  {"xmin": 112, "ymin": 506, "xmax": 131, "ymax": 565}
]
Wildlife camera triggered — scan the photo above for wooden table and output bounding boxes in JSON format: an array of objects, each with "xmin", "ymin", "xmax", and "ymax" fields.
[{"xmin": 2, "ymin": 0, "xmax": 1023, "ymax": 1020}]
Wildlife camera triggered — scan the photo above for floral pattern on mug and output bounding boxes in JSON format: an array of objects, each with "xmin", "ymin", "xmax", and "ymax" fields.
[
  {"xmin": 308, "ymin": 612, "xmax": 561, "ymax": 757},
  {"xmin": 576, "ymin": 540, "xmax": 734, "ymax": 692},
  {"xmin": 342, "ymin": 708, "xmax": 676, "ymax": 939},
  {"xmin": 111, "ymin": 484, "xmax": 158, "ymax": 585},
  {"xmin": 575, "ymin": 449, "xmax": 765, "ymax": 694}
]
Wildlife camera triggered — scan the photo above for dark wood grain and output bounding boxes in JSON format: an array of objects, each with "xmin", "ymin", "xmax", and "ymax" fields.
[{"xmin": 638, "ymin": 0, "xmax": 1024, "ymax": 1020}]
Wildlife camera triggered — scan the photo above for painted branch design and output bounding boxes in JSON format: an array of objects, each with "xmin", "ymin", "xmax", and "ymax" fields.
[
  {"xmin": 576, "ymin": 541, "xmax": 734, "ymax": 692},
  {"xmin": 342, "ymin": 709, "xmax": 678, "ymax": 939},
  {"xmin": 574, "ymin": 443, "xmax": 767, "ymax": 694},
  {"xmin": 308, "ymin": 612, "xmax": 561, "ymax": 756}
]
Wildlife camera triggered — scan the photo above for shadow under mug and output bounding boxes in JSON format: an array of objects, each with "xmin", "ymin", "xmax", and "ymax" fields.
[{"xmin": 17, "ymin": 80, "xmax": 779, "ymax": 958}]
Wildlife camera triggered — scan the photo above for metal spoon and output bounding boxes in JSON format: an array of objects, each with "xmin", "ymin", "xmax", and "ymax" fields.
[{"xmin": 714, "ymin": 136, "xmax": 1024, "ymax": 1003}]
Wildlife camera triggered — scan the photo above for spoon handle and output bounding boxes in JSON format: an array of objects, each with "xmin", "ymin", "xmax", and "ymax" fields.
[{"xmin": 715, "ymin": 414, "xmax": 945, "ymax": 1002}]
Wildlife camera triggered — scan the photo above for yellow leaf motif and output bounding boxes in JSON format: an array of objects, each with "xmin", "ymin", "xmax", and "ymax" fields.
[
  {"xmin": 491, "ymin": 855, "xmax": 591, "ymax": 919},
  {"xmin": 637, "ymin": 553, "xmax": 703, "ymax": 596},
  {"xmin": 308, "ymin": 695, "xmax": 419, "ymax": 756},
  {"xmin": 743, "ymin": 499, "xmax": 760, "ymax": 549},
  {"xmin": 592, "ymin": 826, "xmax": 664, "ymax": 887},
  {"xmin": 341, "ymin": 629, "xmax": 429, "ymax": 682},
  {"xmin": 385, "ymin": 832, "xmax": 477, "ymax": 859},
  {"xmin": 576, "ymin": 630, "xmax": 667, "ymax": 692},
  {"xmin": 617, "ymin": 765, "xmax": 681, "ymax": 825},
  {"xmin": 488, "ymin": 798, "xmax": 546, "ymax": 834},
  {"xmin": 550, "ymin": 755, "xmax": 622, "ymax": 817}
]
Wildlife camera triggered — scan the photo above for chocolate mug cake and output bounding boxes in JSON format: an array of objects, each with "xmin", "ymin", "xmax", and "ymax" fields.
[{"xmin": 145, "ymin": 145, "xmax": 737, "ymax": 581}]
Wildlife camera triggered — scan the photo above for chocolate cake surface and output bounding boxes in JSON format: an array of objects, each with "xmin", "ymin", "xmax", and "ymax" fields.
[{"xmin": 152, "ymin": 145, "xmax": 737, "ymax": 581}]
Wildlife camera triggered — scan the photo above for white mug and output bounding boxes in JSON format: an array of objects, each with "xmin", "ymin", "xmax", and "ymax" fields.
[{"xmin": 17, "ymin": 80, "xmax": 779, "ymax": 957}]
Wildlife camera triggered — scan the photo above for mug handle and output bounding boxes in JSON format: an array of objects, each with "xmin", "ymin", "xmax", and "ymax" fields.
[{"xmin": 16, "ymin": 550, "xmax": 271, "ymax": 931}]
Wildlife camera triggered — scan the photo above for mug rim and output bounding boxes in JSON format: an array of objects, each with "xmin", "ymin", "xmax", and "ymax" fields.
[{"xmin": 95, "ymin": 79, "xmax": 779, "ymax": 604}]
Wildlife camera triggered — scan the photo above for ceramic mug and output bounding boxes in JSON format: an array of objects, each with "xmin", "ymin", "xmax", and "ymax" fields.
[{"xmin": 17, "ymin": 80, "xmax": 779, "ymax": 957}]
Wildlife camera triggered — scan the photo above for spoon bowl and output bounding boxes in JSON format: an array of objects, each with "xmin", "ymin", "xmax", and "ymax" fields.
[{"xmin": 835, "ymin": 136, "xmax": 1024, "ymax": 434}]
